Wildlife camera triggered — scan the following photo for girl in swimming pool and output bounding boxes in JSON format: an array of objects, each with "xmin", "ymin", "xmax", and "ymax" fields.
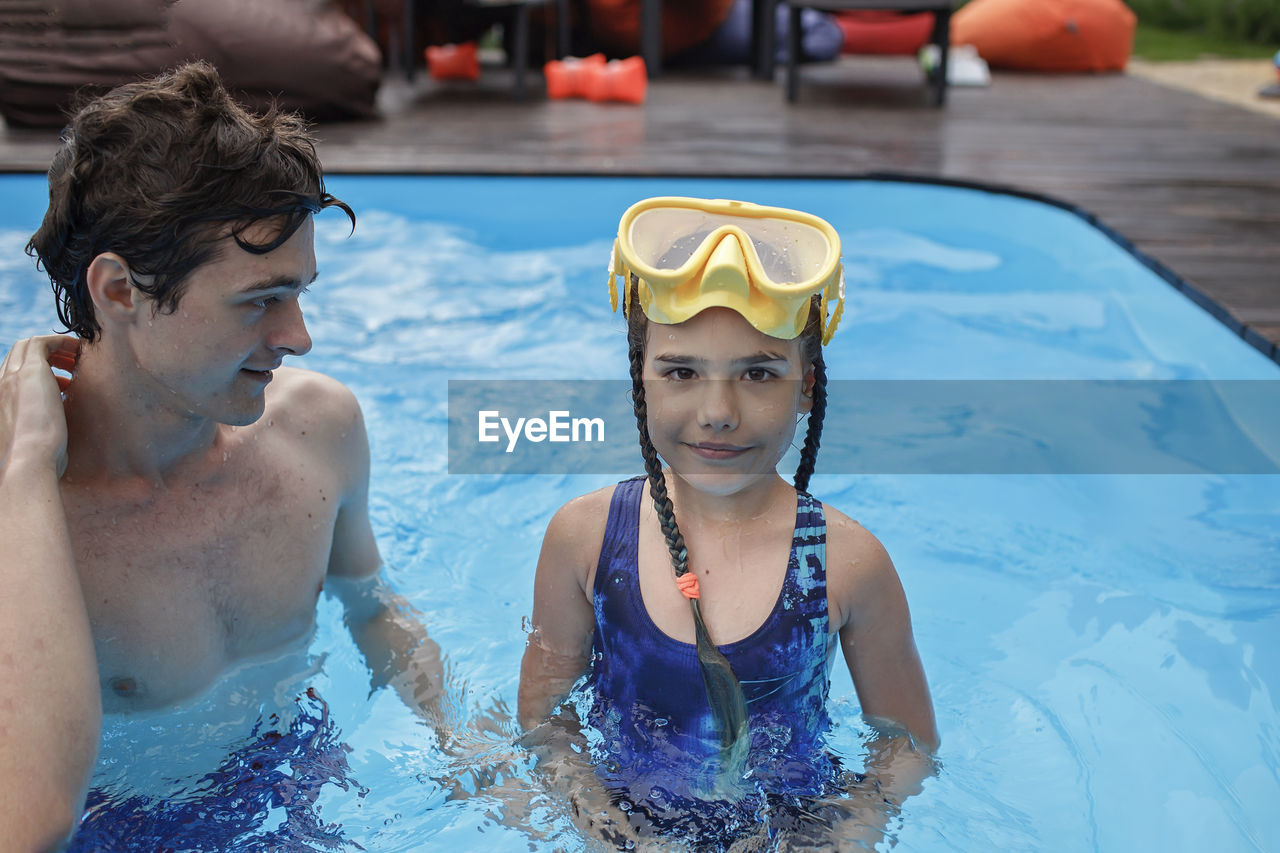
[{"xmin": 517, "ymin": 196, "xmax": 938, "ymax": 848}]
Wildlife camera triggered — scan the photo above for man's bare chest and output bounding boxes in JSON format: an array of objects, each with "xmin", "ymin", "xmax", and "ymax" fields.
[{"xmin": 61, "ymin": 462, "xmax": 340, "ymax": 708}]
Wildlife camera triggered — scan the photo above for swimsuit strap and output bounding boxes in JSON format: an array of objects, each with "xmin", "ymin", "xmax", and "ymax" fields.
[
  {"xmin": 594, "ymin": 475, "xmax": 645, "ymax": 591},
  {"xmin": 791, "ymin": 490, "xmax": 828, "ymax": 595}
]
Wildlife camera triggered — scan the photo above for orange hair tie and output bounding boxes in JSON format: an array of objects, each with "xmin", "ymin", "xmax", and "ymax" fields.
[{"xmin": 675, "ymin": 573, "xmax": 700, "ymax": 600}]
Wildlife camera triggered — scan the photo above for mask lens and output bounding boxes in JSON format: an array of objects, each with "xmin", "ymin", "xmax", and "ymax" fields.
[
  {"xmin": 628, "ymin": 208, "xmax": 717, "ymax": 269},
  {"xmin": 627, "ymin": 207, "xmax": 832, "ymax": 285},
  {"xmin": 737, "ymin": 216, "xmax": 831, "ymax": 284}
]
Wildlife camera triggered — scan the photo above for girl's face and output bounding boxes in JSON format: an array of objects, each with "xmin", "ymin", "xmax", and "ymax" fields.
[{"xmin": 642, "ymin": 307, "xmax": 814, "ymax": 498}]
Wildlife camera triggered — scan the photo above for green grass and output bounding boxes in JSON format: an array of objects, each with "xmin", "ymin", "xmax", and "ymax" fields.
[
  {"xmin": 1125, "ymin": 0, "xmax": 1280, "ymax": 44},
  {"xmin": 1132, "ymin": 24, "xmax": 1278, "ymax": 61}
]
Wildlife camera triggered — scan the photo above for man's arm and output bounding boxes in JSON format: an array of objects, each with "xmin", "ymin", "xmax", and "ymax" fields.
[
  {"xmin": 326, "ymin": 573, "xmax": 447, "ymax": 722},
  {"xmin": 0, "ymin": 336, "xmax": 101, "ymax": 852},
  {"xmin": 307, "ymin": 374, "xmax": 446, "ymax": 722}
]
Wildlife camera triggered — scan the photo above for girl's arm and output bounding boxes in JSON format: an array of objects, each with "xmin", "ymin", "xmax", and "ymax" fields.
[
  {"xmin": 517, "ymin": 491, "xmax": 606, "ymax": 729},
  {"xmin": 828, "ymin": 512, "xmax": 938, "ymax": 751},
  {"xmin": 822, "ymin": 511, "xmax": 938, "ymax": 846},
  {"xmin": 511, "ymin": 490, "xmax": 644, "ymax": 845}
]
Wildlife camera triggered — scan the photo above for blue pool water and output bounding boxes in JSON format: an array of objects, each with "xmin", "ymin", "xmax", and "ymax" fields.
[{"xmin": 1, "ymin": 174, "xmax": 1278, "ymax": 851}]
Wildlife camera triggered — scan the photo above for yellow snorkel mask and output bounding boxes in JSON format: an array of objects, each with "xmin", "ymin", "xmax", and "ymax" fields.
[{"xmin": 609, "ymin": 196, "xmax": 845, "ymax": 345}]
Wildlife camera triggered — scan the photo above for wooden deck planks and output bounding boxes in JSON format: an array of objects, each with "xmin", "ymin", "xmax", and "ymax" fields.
[{"xmin": 1, "ymin": 56, "xmax": 1277, "ymax": 362}]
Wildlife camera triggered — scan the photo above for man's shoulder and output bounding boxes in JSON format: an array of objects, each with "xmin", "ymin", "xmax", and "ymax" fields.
[
  {"xmin": 257, "ymin": 368, "xmax": 368, "ymax": 469},
  {"xmin": 264, "ymin": 367, "xmax": 362, "ymax": 429},
  {"xmin": 267, "ymin": 366, "xmax": 358, "ymax": 408},
  {"xmin": 240, "ymin": 368, "xmax": 372, "ymax": 511}
]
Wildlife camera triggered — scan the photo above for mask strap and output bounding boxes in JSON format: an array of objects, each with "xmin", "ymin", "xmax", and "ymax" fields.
[
  {"xmin": 821, "ymin": 268, "xmax": 846, "ymax": 346},
  {"xmin": 608, "ymin": 240, "xmax": 622, "ymax": 313}
]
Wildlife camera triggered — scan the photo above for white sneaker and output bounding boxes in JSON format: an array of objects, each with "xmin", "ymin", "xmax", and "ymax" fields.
[{"xmin": 920, "ymin": 43, "xmax": 991, "ymax": 87}]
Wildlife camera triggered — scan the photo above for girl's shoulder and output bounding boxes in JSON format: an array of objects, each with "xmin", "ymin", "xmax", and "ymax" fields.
[
  {"xmin": 546, "ymin": 481, "xmax": 619, "ymax": 535},
  {"xmin": 539, "ymin": 481, "xmax": 629, "ymax": 588},
  {"xmin": 819, "ymin": 501, "xmax": 906, "ymax": 631},
  {"xmin": 818, "ymin": 502, "xmax": 889, "ymax": 565}
]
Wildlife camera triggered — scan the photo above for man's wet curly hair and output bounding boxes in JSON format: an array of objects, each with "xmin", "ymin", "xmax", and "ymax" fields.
[{"xmin": 27, "ymin": 61, "xmax": 354, "ymax": 341}]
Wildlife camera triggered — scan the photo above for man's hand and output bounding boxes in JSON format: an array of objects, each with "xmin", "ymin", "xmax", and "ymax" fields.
[{"xmin": 0, "ymin": 335, "xmax": 78, "ymax": 479}]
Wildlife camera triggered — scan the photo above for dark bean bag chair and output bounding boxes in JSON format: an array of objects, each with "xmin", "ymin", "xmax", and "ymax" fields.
[{"xmin": 0, "ymin": 0, "xmax": 380, "ymax": 128}]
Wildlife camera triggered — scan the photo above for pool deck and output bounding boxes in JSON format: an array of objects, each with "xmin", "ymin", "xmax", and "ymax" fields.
[{"xmin": 2, "ymin": 56, "xmax": 1278, "ymax": 364}]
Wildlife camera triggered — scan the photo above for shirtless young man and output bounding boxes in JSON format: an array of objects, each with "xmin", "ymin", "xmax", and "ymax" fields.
[{"xmin": 0, "ymin": 63, "xmax": 440, "ymax": 850}]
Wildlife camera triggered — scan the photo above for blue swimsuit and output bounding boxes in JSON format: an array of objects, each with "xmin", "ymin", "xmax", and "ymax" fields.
[{"xmin": 584, "ymin": 476, "xmax": 837, "ymax": 819}]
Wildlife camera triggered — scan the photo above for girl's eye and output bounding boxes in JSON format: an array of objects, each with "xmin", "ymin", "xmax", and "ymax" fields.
[
  {"xmin": 744, "ymin": 367, "xmax": 775, "ymax": 381},
  {"xmin": 664, "ymin": 367, "xmax": 696, "ymax": 381}
]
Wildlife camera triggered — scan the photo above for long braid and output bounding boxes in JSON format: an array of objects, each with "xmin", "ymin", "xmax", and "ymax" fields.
[
  {"xmin": 628, "ymin": 334, "xmax": 689, "ymax": 575},
  {"xmin": 626, "ymin": 283, "xmax": 748, "ymax": 763},
  {"xmin": 793, "ymin": 296, "xmax": 828, "ymax": 494},
  {"xmin": 793, "ymin": 349, "xmax": 827, "ymax": 494}
]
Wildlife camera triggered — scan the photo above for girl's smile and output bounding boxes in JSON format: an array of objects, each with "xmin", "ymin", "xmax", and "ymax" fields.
[{"xmin": 685, "ymin": 442, "xmax": 750, "ymax": 460}]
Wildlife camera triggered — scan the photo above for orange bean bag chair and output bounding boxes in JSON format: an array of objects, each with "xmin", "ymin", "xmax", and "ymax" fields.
[{"xmin": 951, "ymin": 0, "xmax": 1135, "ymax": 72}]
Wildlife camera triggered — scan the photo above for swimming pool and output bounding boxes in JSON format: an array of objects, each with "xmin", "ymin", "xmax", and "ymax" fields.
[{"xmin": 1, "ymin": 174, "xmax": 1277, "ymax": 851}]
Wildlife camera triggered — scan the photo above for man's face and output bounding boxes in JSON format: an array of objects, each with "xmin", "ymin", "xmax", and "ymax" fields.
[{"xmin": 123, "ymin": 216, "xmax": 316, "ymax": 426}]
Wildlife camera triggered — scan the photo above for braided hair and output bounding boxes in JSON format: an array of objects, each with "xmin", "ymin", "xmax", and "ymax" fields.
[
  {"xmin": 624, "ymin": 282, "xmax": 828, "ymax": 757},
  {"xmin": 793, "ymin": 300, "xmax": 828, "ymax": 494}
]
